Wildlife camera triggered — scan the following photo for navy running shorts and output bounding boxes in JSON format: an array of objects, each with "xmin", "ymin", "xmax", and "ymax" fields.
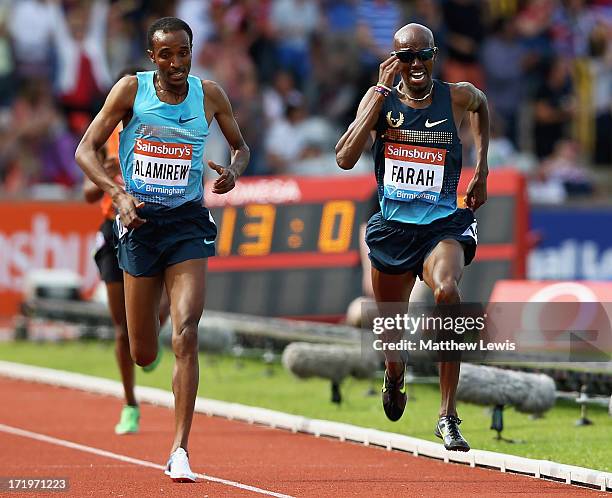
[
  {"xmin": 365, "ymin": 208, "xmax": 477, "ymax": 277},
  {"xmin": 94, "ymin": 219, "xmax": 123, "ymax": 283},
  {"xmin": 114, "ymin": 201, "xmax": 217, "ymax": 277}
]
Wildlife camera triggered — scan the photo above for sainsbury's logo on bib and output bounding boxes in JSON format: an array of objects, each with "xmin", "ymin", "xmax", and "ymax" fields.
[
  {"xmin": 383, "ymin": 143, "xmax": 446, "ymax": 204},
  {"xmin": 386, "ymin": 144, "xmax": 444, "ymax": 164},
  {"xmin": 131, "ymin": 138, "xmax": 192, "ymax": 195},
  {"xmin": 135, "ymin": 139, "xmax": 192, "ymax": 159}
]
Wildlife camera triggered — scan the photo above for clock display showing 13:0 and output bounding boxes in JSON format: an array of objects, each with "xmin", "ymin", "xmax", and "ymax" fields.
[{"xmin": 210, "ymin": 201, "xmax": 360, "ymax": 257}]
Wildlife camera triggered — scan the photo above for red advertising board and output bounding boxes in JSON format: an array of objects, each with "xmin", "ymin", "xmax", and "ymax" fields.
[{"xmin": 0, "ymin": 202, "xmax": 101, "ymax": 315}]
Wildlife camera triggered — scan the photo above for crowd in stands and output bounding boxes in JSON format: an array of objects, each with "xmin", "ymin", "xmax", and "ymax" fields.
[{"xmin": 0, "ymin": 0, "xmax": 610, "ymax": 204}]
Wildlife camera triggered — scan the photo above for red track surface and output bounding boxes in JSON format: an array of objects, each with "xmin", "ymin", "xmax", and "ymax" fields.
[{"xmin": 0, "ymin": 377, "xmax": 607, "ymax": 497}]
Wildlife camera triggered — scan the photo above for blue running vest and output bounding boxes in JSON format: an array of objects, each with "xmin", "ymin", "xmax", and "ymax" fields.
[
  {"xmin": 373, "ymin": 80, "xmax": 462, "ymax": 224},
  {"xmin": 119, "ymin": 71, "xmax": 209, "ymax": 209}
]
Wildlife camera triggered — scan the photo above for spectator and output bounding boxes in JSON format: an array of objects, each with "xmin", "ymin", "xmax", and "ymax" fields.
[
  {"xmin": 485, "ymin": 113, "xmax": 519, "ymax": 170},
  {"xmin": 481, "ymin": 18, "xmax": 526, "ymax": 146},
  {"xmin": 265, "ymin": 93, "xmax": 309, "ymax": 174},
  {"xmin": 8, "ymin": 0, "xmax": 54, "ymax": 79},
  {"xmin": 0, "ymin": 0, "xmax": 610, "ymax": 195},
  {"xmin": 270, "ymin": 0, "xmax": 320, "ymax": 83},
  {"xmin": 515, "ymin": 0, "xmax": 557, "ymax": 93},
  {"xmin": 533, "ymin": 57, "xmax": 576, "ymax": 159},
  {"xmin": 244, "ymin": 0, "xmax": 277, "ymax": 85},
  {"xmin": 106, "ymin": 3, "xmax": 143, "ymax": 80},
  {"xmin": 588, "ymin": 19, "xmax": 612, "ymax": 165},
  {"xmin": 355, "ymin": 0, "xmax": 402, "ymax": 69},
  {"xmin": 541, "ymin": 139, "xmax": 594, "ymax": 197},
  {"xmin": 0, "ymin": 79, "xmax": 81, "ymax": 192},
  {"xmin": 323, "ymin": 0, "xmax": 357, "ymax": 34},
  {"xmin": 233, "ymin": 74, "xmax": 266, "ymax": 175},
  {"xmin": 441, "ymin": 0, "xmax": 485, "ymax": 90},
  {"xmin": 48, "ymin": 0, "xmax": 112, "ymax": 135},
  {"xmin": 175, "ymin": 0, "xmax": 213, "ymax": 61},
  {"xmin": 550, "ymin": 0, "xmax": 597, "ymax": 59},
  {"xmin": 307, "ymin": 33, "xmax": 361, "ymax": 128},
  {"xmin": 0, "ymin": 2, "xmax": 15, "ymax": 107},
  {"xmin": 263, "ymin": 70, "xmax": 301, "ymax": 124}
]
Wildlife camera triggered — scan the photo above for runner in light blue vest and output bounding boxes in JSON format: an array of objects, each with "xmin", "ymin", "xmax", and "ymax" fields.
[
  {"xmin": 119, "ymin": 70, "xmax": 208, "ymax": 210},
  {"xmin": 75, "ymin": 17, "xmax": 250, "ymax": 482}
]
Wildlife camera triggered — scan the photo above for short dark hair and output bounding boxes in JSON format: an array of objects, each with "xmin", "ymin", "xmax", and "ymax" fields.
[{"xmin": 147, "ymin": 17, "xmax": 193, "ymax": 50}]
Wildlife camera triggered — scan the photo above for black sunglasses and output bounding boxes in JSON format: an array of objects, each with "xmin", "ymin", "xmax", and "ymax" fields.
[{"xmin": 391, "ymin": 47, "xmax": 437, "ymax": 63}]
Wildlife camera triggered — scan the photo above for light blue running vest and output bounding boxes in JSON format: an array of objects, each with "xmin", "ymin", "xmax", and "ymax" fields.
[
  {"xmin": 373, "ymin": 80, "xmax": 462, "ymax": 225},
  {"xmin": 119, "ymin": 71, "xmax": 209, "ymax": 209}
]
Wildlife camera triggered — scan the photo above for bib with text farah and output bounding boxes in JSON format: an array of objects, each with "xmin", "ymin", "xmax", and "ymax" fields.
[
  {"xmin": 383, "ymin": 143, "xmax": 446, "ymax": 204},
  {"xmin": 131, "ymin": 138, "xmax": 192, "ymax": 197}
]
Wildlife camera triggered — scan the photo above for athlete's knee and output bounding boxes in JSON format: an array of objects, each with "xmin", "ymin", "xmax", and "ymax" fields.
[
  {"xmin": 132, "ymin": 346, "xmax": 157, "ymax": 367},
  {"xmin": 434, "ymin": 278, "xmax": 460, "ymax": 304},
  {"xmin": 171, "ymin": 317, "xmax": 199, "ymax": 357},
  {"xmin": 129, "ymin": 333, "xmax": 158, "ymax": 366}
]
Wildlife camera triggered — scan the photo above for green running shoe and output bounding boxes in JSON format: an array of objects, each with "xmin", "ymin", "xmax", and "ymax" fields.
[
  {"xmin": 114, "ymin": 405, "xmax": 140, "ymax": 435},
  {"xmin": 142, "ymin": 339, "xmax": 163, "ymax": 373}
]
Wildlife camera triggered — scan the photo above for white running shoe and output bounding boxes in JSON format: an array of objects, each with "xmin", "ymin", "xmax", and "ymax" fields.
[{"xmin": 164, "ymin": 447, "xmax": 197, "ymax": 482}]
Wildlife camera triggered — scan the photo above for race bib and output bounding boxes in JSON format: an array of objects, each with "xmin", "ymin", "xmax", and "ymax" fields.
[
  {"xmin": 131, "ymin": 138, "xmax": 192, "ymax": 196},
  {"xmin": 383, "ymin": 143, "xmax": 446, "ymax": 203}
]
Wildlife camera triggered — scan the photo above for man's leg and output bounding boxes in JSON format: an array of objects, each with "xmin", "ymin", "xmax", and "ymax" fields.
[
  {"xmin": 123, "ymin": 272, "xmax": 165, "ymax": 367},
  {"xmin": 423, "ymin": 239, "xmax": 470, "ymax": 451},
  {"xmin": 163, "ymin": 258, "xmax": 207, "ymax": 454},
  {"xmin": 372, "ymin": 268, "xmax": 416, "ymax": 378},
  {"xmin": 141, "ymin": 285, "xmax": 171, "ymax": 373},
  {"xmin": 106, "ymin": 282, "xmax": 136, "ymax": 406},
  {"xmin": 372, "ymin": 268, "xmax": 415, "ymax": 420},
  {"xmin": 423, "ymin": 239, "xmax": 464, "ymax": 417},
  {"xmin": 107, "ymin": 280, "xmax": 141, "ymax": 434}
]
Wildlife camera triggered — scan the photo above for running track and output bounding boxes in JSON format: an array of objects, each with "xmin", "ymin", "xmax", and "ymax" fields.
[{"xmin": 0, "ymin": 378, "xmax": 607, "ymax": 497}]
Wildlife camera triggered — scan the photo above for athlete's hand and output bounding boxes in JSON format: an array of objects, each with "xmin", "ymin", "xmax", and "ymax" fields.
[
  {"xmin": 208, "ymin": 160, "xmax": 237, "ymax": 194},
  {"xmin": 464, "ymin": 174, "xmax": 487, "ymax": 211},
  {"xmin": 115, "ymin": 192, "xmax": 146, "ymax": 229},
  {"xmin": 378, "ymin": 55, "xmax": 400, "ymax": 88}
]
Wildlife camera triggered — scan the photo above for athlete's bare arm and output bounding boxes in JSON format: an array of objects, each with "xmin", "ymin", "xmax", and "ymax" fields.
[
  {"xmin": 83, "ymin": 146, "xmax": 105, "ymax": 203},
  {"xmin": 450, "ymin": 82, "xmax": 489, "ymax": 211},
  {"xmin": 83, "ymin": 149, "xmax": 121, "ymax": 203},
  {"xmin": 76, "ymin": 76, "xmax": 145, "ymax": 228},
  {"xmin": 202, "ymin": 80, "xmax": 250, "ymax": 194},
  {"xmin": 335, "ymin": 55, "xmax": 400, "ymax": 170}
]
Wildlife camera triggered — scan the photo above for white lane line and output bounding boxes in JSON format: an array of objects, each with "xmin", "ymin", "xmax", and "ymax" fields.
[{"xmin": 0, "ymin": 423, "xmax": 295, "ymax": 498}]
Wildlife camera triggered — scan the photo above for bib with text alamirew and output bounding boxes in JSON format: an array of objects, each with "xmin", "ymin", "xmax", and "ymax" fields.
[
  {"xmin": 383, "ymin": 143, "xmax": 446, "ymax": 204},
  {"xmin": 131, "ymin": 138, "xmax": 192, "ymax": 197}
]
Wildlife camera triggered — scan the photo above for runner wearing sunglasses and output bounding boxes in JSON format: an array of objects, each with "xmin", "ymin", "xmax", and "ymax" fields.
[{"xmin": 335, "ymin": 23, "xmax": 489, "ymax": 452}]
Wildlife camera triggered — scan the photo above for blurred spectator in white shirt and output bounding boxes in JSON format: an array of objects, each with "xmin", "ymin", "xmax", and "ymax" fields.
[
  {"xmin": 270, "ymin": 0, "xmax": 320, "ymax": 83},
  {"xmin": 48, "ymin": 0, "xmax": 112, "ymax": 135},
  {"xmin": 263, "ymin": 70, "xmax": 301, "ymax": 124},
  {"xmin": 8, "ymin": 0, "xmax": 54, "ymax": 79},
  {"xmin": 265, "ymin": 94, "xmax": 309, "ymax": 174}
]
